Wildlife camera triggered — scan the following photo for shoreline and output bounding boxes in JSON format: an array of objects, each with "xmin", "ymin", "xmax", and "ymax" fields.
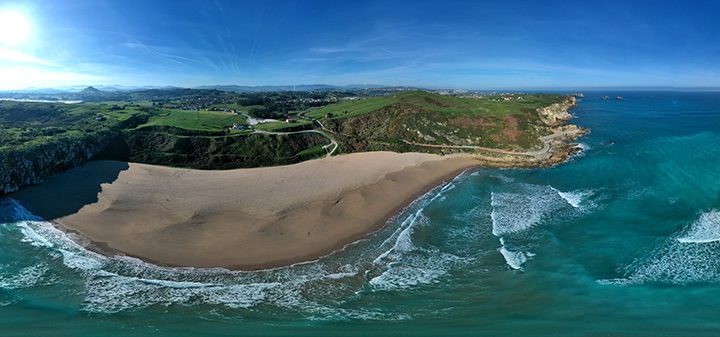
[
  {"xmin": 12, "ymin": 152, "xmax": 482, "ymax": 270},
  {"xmin": 225, "ymin": 162, "xmax": 475, "ymax": 271},
  {"xmin": 9, "ymin": 108, "xmax": 586, "ymax": 270}
]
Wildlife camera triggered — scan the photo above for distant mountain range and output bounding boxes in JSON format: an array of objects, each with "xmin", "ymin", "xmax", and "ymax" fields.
[
  {"xmin": 4, "ymin": 84, "xmax": 720, "ymax": 95},
  {"xmin": 0, "ymin": 84, "xmax": 407, "ymax": 94},
  {"xmin": 193, "ymin": 84, "xmax": 404, "ymax": 92}
]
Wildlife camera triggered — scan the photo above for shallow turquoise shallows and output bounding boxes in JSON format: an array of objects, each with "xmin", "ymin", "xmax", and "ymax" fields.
[{"xmin": 2, "ymin": 92, "xmax": 720, "ymax": 336}]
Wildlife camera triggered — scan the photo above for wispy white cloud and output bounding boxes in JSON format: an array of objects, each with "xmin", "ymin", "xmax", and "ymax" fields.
[
  {"xmin": 122, "ymin": 39, "xmax": 199, "ymax": 68},
  {"xmin": 307, "ymin": 47, "xmax": 351, "ymax": 54}
]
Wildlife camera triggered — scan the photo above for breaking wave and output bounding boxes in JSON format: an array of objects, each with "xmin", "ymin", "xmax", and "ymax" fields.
[
  {"xmin": 550, "ymin": 187, "xmax": 594, "ymax": 209},
  {"xmin": 497, "ymin": 238, "xmax": 534, "ymax": 270},
  {"xmin": 489, "ymin": 176, "xmax": 594, "ymax": 270},
  {"xmin": 676, "ymin": 210, "xmax": 720, "ymax": 243},
  {"xmin": 0, "ymin": 176, "xmax": 474, "ymax": 318},
  {"xmin": 601, "ymin": 210, "xmax": 720, "ymax": 285},
  {"xmin": 370, "ymin": 177, "xmax": 470, "ymax": 291}
]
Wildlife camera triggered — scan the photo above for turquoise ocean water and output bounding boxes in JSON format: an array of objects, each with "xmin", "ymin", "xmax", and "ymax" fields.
[{"xmin": 2, "ymin": 92, "xmax": 720, "ymax": 336}]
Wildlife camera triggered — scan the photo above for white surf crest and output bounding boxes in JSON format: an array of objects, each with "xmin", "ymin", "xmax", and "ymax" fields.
[
  {"xmin": 497, "ymin": 237, "xmax": 533, "ymax": 270},
  {"xmin": 368, "ymin": 180, "xmax": 471, "ymax": 291},
  {"xmin": 369, "ymin": 251, "xmax": 464, "ymax": 291},
  {"xmin": 550, "ymin": 187, "xmax": 594, "ymax": 209},
  {"xmin": 490, "ymin": 184, "xmax": 565, "ymax": 237},
  {"xmin": 677, "ymin": 210, "xmax": 720, "ymax": 243},
  {"xmin": 0, "ymin": 264, "xmax": 49, "ymax": 290},
  {"xmin": 369, "ymin": 210, "xmax": 456, "ymax": 291},
  {"xmin": 606, "ymin": 211, "xmax": 720, "ymax": 285}
]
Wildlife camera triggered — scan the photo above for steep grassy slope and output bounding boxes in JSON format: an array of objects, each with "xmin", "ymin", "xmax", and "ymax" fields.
[
  {"xmin": 125, "ymin": 126, "xmax": 327, "ymax": 169},
  {"xmin": 308, "ymin": 91, "xmax": 569, "ymax": 153}
]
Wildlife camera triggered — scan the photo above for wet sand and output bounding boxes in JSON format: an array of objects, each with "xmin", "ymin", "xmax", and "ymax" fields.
[{"xmin": 12, "ymin": 152, "xmax": 478, "ymax": 269}]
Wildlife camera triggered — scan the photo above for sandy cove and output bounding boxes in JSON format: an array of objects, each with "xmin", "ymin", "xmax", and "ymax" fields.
[{"xmin": 12, "ymin": 152, "xmax": 479, "ymax": 269}]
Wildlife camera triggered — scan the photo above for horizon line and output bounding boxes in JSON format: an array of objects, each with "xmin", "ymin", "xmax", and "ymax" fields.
[{"xmin": 5, "ymin": 84, "xmax": 720, "ymax": 93}]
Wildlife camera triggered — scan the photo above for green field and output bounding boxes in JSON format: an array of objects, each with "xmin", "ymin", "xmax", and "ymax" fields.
[{"xmin": 138, "ymin": 108, "xmax": 247, "ymax": 131}]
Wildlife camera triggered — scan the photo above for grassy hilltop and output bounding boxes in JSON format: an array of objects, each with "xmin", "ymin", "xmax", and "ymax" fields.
[
  {"xmin": 304, "ymin": 91, "xmax": 567, "ymax": 152},
  {"xmin": 307, "ymin": 91, "xmax": 563, "ymax": 119}
]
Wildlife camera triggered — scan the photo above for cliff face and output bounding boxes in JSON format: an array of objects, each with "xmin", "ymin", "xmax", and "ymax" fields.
[
  {"xmin": 0, "ymin": 124, "xmax": 330, "ymax": 195},
  {"xmin": 0, "ymin": 131, "xmax": 120, "ymax": 194},
  {"xmin": 538, "ymin": 96, "xmax": 576, "ymax": 126},
  {"xmin": 125, "ymin": 127, "xmax": 328, "ymax": 169}
]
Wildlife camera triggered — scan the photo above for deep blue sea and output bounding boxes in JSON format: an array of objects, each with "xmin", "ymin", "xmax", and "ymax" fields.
[{"xmin": 2, "ymin": 92, "xmax": 720, "ymax": 336}]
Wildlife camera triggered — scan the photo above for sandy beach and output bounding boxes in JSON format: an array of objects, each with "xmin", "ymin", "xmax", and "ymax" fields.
[{"xmin": 12, "ymin": 152, "xmax": 478, "ymax": 269}]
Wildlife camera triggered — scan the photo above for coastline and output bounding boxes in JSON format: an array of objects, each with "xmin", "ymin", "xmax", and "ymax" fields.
[
  {"xmin": 12, "ymin": 152, "xmax": 481, "ymax": 270},
  {"xmin": 9, "ymin": 99, "xmax": 586, "ymax": 270}
]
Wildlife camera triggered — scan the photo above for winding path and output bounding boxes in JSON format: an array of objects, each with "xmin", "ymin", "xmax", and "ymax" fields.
[
  {"xmin": 401, "ymin": 129, "xmax": 581, "ymax": 160},
  {"xmin": 254, "ymin": 129, "xmax": 338, "ymax": 157}
]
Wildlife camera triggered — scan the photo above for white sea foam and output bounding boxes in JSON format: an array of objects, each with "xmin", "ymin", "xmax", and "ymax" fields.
[
  {"xmin": 323, "ymin": 272, "xmax": 358, "ymax": 280},
  {"xmin": 554, "ymin": 189, "xmax": 581, "ymax": 208},
  {"xmin": 615, "ymin": 240, "xmax": 720, "ymax": 285},
  {"xmin": 0, "ymin": 168, "xmax": 470, "ymax": 316},
  {"xmin": 497, "ymin": 238, "xmax": 533, "ymax": 270},
  {"xmin": 14, "ymin": 219, "xmax": 107, "ymax": 271},
  {"xmin": 374, "ymin": 209, "xmax": 423, "ymax": 264},
  {"xmin": 0, "ymin": 180, "xmax": 470, "ymax": 318},
  {"xmin": 0, "ymin": 264, "xmax": 49, "ymax": 290},
  {"xmin": 369, "ymin": 252, "xmax": 463, "ymax": 290},
  {"xmin": 369, "ymin": 264, "xmax": 446, "ymax": 290},
  {"xmin": 606, "ymin": 211, "xmax": 720, "ymax": 285},
  {"xmin": 490, "ymin": 181, "xmax": 593, "ymax": 238},
  {"xmin": 370, "ymin": 211, "xmax": 452, "ymax": 290},
  {"xmin": 83, "ymin": 272, "xmax": 279, "ymax": 313},
  {"xmin": 374, "ymin": 180, "xmax": 458, "ymax": 264},
  {"xmin": 677, "ymin": 210, "xmax": 720, "ymax": 243},
  {"xmin": 490, "ymin": 186, "xmax": 560, "ymax": 237},
  {"xmin": 499, "ymin": 246, "xmax": 527, "ymax": 270},
  {"xmin": 489, "ymin": 182, "xmax": 595, "ymax": 270},
  {"xmin": 550, "ymin": 187, "xmax": 594, "ymax": 209},
  {"xmin": 368, "ymin": 179, "xmax": 474, "ymax": 291}
]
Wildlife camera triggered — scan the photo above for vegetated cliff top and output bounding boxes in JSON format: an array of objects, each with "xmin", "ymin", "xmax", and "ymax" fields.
[
  {"xmin": 306, "ymin": 91, "xmax": 574, "ymax": 151},
  {"xmin": 305, "ymin": 91, "xmax": 567, "ymax": 120}
]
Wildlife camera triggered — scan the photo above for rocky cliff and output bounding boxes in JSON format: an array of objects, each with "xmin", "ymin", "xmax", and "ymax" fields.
[
  {"xmin": 0, "ymin": 130, "xmax": 120, "ymax": 194},
  {"xmin": 0, "ymin": 127, "xmax": 330, "ymax": 195},
  {"xmin": 538, "ymin": 96, "xmax": 576, "ymax": 126}
]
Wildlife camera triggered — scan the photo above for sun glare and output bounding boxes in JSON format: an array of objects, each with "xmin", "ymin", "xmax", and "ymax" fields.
[{"xmin": 0, "ymin": 10, "xmax": 31, "ymax": 45}]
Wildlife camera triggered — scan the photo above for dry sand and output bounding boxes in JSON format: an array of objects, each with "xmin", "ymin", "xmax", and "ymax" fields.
[{"xmin": 12, "ymin": 152, "xmax": 478, "ymax": 269}]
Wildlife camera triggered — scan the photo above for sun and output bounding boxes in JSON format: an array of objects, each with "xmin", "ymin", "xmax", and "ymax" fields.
[{"xmin": 0, "ymin": 10, "xmax": 31, "ymax": 45}]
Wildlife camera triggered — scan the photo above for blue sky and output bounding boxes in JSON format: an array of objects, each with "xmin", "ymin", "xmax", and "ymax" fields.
[{"xmin": 1, "ymin": 0, "xmax": 719, "ymax": 89}]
